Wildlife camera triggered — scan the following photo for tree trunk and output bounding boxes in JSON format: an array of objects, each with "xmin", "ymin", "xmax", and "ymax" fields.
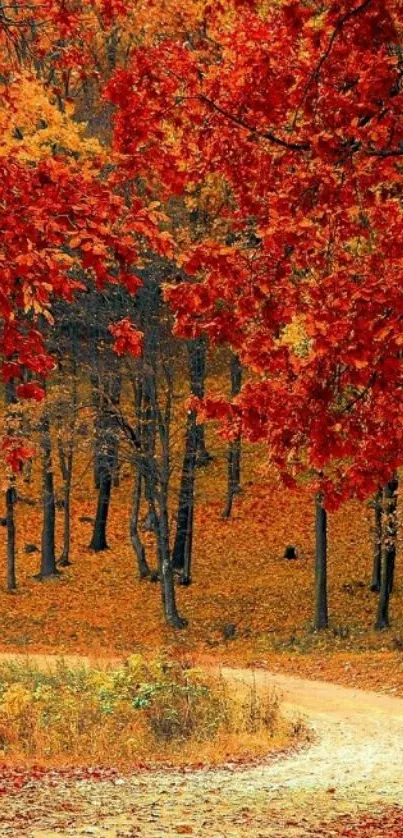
[
  {"xmin": 159, "ymin": 497, "xmax": 187, "ymax": 628},
  {"xmin": 91, "ymin": 371, "xmax": 102, "ymax": 490},
  {"xmin": 188, "ymin": 337, "xmax": 212, "ymax": 466},
  {"xmin": 388, "ymin": 474, "xmax": 398, "ymax": 596},
  {"xmin": 90, "ymin": 463, "xmax": 112, "ymax": 551},
  {"xmin": 172, "ymin": 409, "xmax": 197, "ymax": 583},
  {"xmin": 314, "ymin": 492, "xmax": 328, "ymax": 630},
  {"xmin": 128, "ymin": 379, "xmax": 151, "ymax": 577},
  {"xmin": 148, "ymin": 349, "xmax": 187, "ymax": 628},
  {"xmin": 6, "ymin": 485, "xmax": 17, "ymax": 592},
  {"xmin": 89, "ymin": 373, "xmax": 121, "ymax": 552},
  {"xmin": 375, "ymin": 473, "xmax": 398, "ymax": 630},
  {"xmin": 40, "ymin": 416, "xmax": 59, "ymax": 578},
  {"xmin": 57, "ymin": 388, "xmax": 76, "ymax": 568},
  {"xmin": 142, "ymin": 385, "xmax": 158, "ymax": 532},
  {"xmin": 59, "ymin": 471, "xmax": 72, "ymax": 566},
  {"xmin": 92, "ymin": 371, "xmax": 121, "ymax": 490},
  {"xmin": 5, "ymin": 379, "xmax": 17, "ymax": 590},
  {"xmin": 222, "ymin": 354, "xmax": 242, "ymax": 519},
  {"xmin": 130, "ymin": 469, "xmax": 151, "ymax": 578},
  {"xmin": 370, "ymin": 487, "xmax": 383, "ymax": 592}
]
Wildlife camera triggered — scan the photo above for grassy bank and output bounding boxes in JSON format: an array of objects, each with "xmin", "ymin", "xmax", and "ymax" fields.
[{"xmin": 0, "ymin": 655, "xmax": 302, "ymax": 768}]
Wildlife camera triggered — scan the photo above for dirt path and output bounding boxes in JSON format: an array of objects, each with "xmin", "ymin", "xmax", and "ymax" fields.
[{"xmin": 0, "ymin": 658, "xmax": 402, "ymax": 836}]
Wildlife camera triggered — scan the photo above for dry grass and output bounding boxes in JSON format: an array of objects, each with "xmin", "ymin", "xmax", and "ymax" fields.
[{"xmin": 0, "ymin": 655, "xmax": 300, "ymax": 768}]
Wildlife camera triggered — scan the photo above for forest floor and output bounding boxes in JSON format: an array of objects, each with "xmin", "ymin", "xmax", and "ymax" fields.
[
  {"xmin": 0, "ymin": 660, "xmax": 402, "ymax": 836},
  {"xmin": 1, "ymin": 437, "xmax": 403, "ymax": 697}
]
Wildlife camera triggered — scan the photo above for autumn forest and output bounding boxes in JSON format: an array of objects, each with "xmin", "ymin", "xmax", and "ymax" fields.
[{"xmin": 1, "ymin": 1, "xmax": 403, "ymax": 836}]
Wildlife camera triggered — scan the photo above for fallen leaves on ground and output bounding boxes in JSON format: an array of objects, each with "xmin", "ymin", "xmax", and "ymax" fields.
[{"xmin": 0, "ymin": 433, "xmax": 402, "ymax": 700}]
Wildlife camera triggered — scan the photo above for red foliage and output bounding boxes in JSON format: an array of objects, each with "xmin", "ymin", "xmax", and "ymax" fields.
[
  {"xmin": 109, "ymin": 318, "xmax": 143, "ymax": 357},
  {"xmin": 107, "ymin": 0, "xmax": 403, "ymax": 507}
]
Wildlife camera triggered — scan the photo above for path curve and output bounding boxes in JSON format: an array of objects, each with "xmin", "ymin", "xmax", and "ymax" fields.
[{"xmin": 0, "ymin": 656, "xmax": 401, "ymax": 836}]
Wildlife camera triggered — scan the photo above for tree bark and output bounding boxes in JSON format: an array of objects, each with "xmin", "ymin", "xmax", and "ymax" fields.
[
  {"xmin": 375, "ymin": 473, "xmax": 398, "ymax": 630},
  {"xmin": 58, "ymin": 362, "xmax": 77, "ymax": 567},
  {"xmin": 141, "ymin": 384, "xmax": 158, "ymax": 532},
  {"xmin": 40, "ymin": 416, "xmax": 59, "ymax": 578},
  {"xmin": 314, "ymin": 492, "xmax": 328, "ymax": 630},
  {"xmin": 159, "ymin": 495, "xmax": 187, "ymax": 628},
  {"xmin": 222, "ymin": 354, "xmax": 242, "ymax": 519},
  {"xmin": 130, "ymin": 469, "xmax": 151, "ymax": 578},
  {"xmin": 128, "ymin": 379, "xmax": 151, "ymax": 577},
  {"xmin": 89, "ymin": 462, "xmax": 112, "ymax": 551},
  {"xmin": 188, "ymin": 337, "xmax": 212, "ymax": 466},
  {"xmin": 149, "ymin": 352, "xmax": 187, "ymax": 628},
  {"xmin": 6, "ymin": 485, "xmax": 17, "ymax": 592},
  {"xmin": 5, "ymin": 379, "xmax": 17, "ymax": 590},
  {"xmin": 172, "ymin": 409, "xmax": 197, "ymax": 583},
  {"xmin": 370, "ymin": 487, "xmax": 383, "ymax": 592},
  {"xmin": 92, "ymin": 372, "xmax": 102, "ymax": 491},
  {"xmin": 59, "ymin": 457, "xmax": 73, "ymax": 566},
  {"xmin": 89, "ymin": 373, "xmax": 121, "ymax": 552}
]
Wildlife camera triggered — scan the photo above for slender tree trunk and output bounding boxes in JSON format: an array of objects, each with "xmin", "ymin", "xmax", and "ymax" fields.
[
  {"xmin": 159, "ymin": 496, "xmax": 187, "ymax": 628},
  {"xmin": 172, "ymin": 409, "xmax": 197, "ymax": 583},
  {"xmin": 149, "ymin": 351, "xmax": 187, "ymax": 628},
  {"xmin": 91, "ymin": 369, "xmax": 103, "ymax": 490},
  {"xmin": 40, "ymin": 416, "xmax": 59, "ymax": 578},
  {"xmin": 388, "ymin": 474, "xmax": 398, "ymax": 596},
  {"xmin": 142, "ymin": 385, "xmax": 158, "ymax": 532},
  {"xmin": 6, "ymin": 484, "xmax": 17, "ymax": 592},
  {"xmin": 89, "ymin": 373, "xmax": 121, "ymax": 551},
  {"xmin": 375, "ymin": 473, "xmax": 398, "ymax": 630},
  {"xmin": 188, "ymin": 337, "xmax": 212, "ymax": 466},
  {"xmin": 59, "ymin": 463, "xmax": 72, "ymax": 566},
  {"xmin": 370, "ymin": 487, "xmax": 383, "ymax": 592},
  {"xmin": 222, "ymin": 354, "xmax": 242, "ymax": 519},
  {"xmin": 5, "ymin": 380, "xmax": 17, "ymax": 590},
  {"xmin": 130, "ymin": 469, "xmax": 151, "ymax": 578},
  {"xmin": 58, "ymin": 363, "xmax": 77, "ymax": 567},
  {"xmin": 128, "ymin": 379, "xmax": 151, "ymax": 577},
  {"xmin": 314, "ymin": 492, "xmax": 328, "ymax": 630},
  {"xmin": 109, "ymin": 373, "xmax": 122, "ymax": 488}
]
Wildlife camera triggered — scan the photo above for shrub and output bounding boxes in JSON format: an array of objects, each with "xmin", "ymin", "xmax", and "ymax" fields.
[{"xmin": 0, "ymin": 655, "xmax": 296, "ymax": 766}]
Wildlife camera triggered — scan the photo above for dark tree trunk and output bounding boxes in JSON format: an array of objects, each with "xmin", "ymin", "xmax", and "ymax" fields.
[
  {"xmin": 6, "ymin": 485, "xmax": 17, "ymax": 592},
  {"xmin": 58, "ymin": 362, "xmax": 77, "ymax": 568},
  {"xmin": 89, "ymin": 373, "xmax": 121, "ymax": 552},
  {"xmin": 5, "ymin": 380, "xmax": 17, "ymax": 590},
  {"xmin": 92, "ymin": 373, "xmax": 102, "ymax": 491},
  {"xmin": 388, "ymin": 474, "xmax": 398, "ymax": 596},
  {"xmin": 314, "ymin": 493, "xmax": 328, "ymax": 630},
  {"xmin": 222, "ymin": 354, "xmax": 242, "ymax": 520},
  {"xmin": 149, "ymin": 348, "xmax": 187, "ymax": 628},
  {"xmin": 142, "ymin": 384, "xmax": 158, "ymax": 532},
  {"xmin": 128, "ymin": 380, "xmax": 151, "ymax": 577},
  {"xmin": 172, "ymin": 409, "xmax": 197, "ymax": 583},
  {"xmin": 40, "ymin": 417, "xmax": 59, "ymax": 578},
  {"xmin": 109, "ymin": 373, "xmax": 122, "ymax": 488},
  {"xmin": 90, "ymin": 464, "xmax": 112, "ymax": 551},
  {"xmin": 59, "ymin": 463, "xmax": 73, "ymax": 567},
  {"xmin": 159, "ymin": 497, "xmax": 187, "ymax": 629},
  {"xmin": 188, "ymin": 337, "xmax": 212, "ymax": 466},
  {"xmin": 130, "ymin": 469, "xmax": 151, "ymax": 578},
  {"xmin": 370, "ymin": 488, "xmax": 383, "ymax": 592},
  {"xmin": 92, "ymin": 371, "xmax": 121, "ymax": 490},
  {"xmin": 375, "ymin": 473, "xmax": 398, "ymax": 630}
]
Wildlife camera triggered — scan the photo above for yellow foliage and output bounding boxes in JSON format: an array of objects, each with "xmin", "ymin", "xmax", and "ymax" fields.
[{"xmin": 0, "ymin": 76, "xmax": 103, "ymax": 164}]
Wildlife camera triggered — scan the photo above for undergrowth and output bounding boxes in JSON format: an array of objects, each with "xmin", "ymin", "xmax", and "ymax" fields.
[{"xmin": 0, "ymin": 655, "xmax": 299, "ymax": 766}]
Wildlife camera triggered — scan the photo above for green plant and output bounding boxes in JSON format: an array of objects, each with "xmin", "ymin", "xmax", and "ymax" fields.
[{"xmin": 0, "ymin": 655, "xmax": 297, "ymax": 766}]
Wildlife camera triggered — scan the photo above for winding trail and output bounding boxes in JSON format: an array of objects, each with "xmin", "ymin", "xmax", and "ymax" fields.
[{"xmin": 0, "ymin": 658, "xmax": 402, "ymax": 836}]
